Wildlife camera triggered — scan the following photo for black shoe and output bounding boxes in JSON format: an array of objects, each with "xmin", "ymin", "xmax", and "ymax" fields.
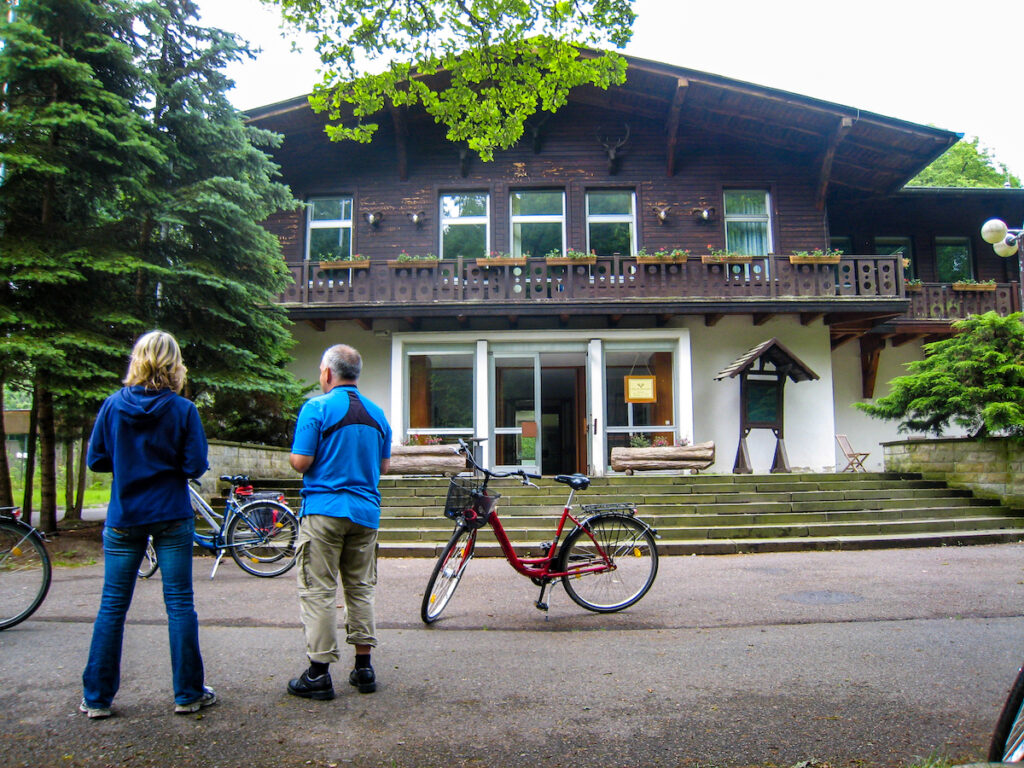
[
  {"xmin": 349, "ymin": 666, "xmax": 376, "ymax": 694},
  {"xmin": 288, "ymin": 670, "xmax": 335, "ymax": 700}
]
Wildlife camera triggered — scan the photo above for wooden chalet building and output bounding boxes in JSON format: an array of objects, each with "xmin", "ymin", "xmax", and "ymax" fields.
[{"xmin": 247, "ymin": 53, "xmax": 1024, "ymax": 476}]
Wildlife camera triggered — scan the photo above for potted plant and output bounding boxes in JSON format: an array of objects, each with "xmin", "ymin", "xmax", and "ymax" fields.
[
  {"xmin": 701, "ymin": 246, "xmax": 753, "ymax": 264},
  {"xmin": 387, "ymin": 251, "xmax": 440, "ymax": 268},
  {"xmin": 318, "ymin": 252, "xmax": 371, "ymax": 270},
  {"xmin": 476, "ymin": 250, "xmax": 528, "ymax": 267},
  {"xmin": 545, "ymin": 248, "xmax": 597, "ymax": 265},
  {"xmin": 637, "ymin": 247, "xmax": 690, "ymax": 264},
  {"xmin": 951, "ymin": 279, "xmax": 997, "ymax": 291},
  {"xmin": 788, "ymin": 248, "xmax": 843, "ymax": 265},
  {"xmin": 904, "ymin": 278, "xmax": 923, "ymax": 292}
]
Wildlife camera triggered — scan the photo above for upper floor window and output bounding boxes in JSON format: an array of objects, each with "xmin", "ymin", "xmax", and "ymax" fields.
[
  {"xmin": 935, "ymin": 237, "xmax": 973, "ymax": 283},
  {"xmin": 724, "ymin": 190, "xmax": 772, "ymax": 255},
  {"xmin": 586, "ymin": 190, "xmax": 636, "ymax": 257},
  {"xmin": 510, "ymin": 190, "xmax": 565, "ymax": 258},
  {"xmin": 307, "ymin": 197, "xmax": 353, "ymax": 261},
  {"xmin": 875, "ymin": 236, "xmax": 914, "ymax": 278},
  {"xmin": 441, "ymin": 192, "xmax": 489, "ymax": 260}
]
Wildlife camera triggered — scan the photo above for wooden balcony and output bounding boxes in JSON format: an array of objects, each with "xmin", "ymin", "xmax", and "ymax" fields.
[{"xmin": 277, "ymin": 254, "xmax": 1020, "ymax": 325}]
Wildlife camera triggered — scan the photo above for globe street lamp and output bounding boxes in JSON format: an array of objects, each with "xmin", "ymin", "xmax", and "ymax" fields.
[{"xmin": 981, "ymin": 217, "xmax": 1024, "ymax": 310}]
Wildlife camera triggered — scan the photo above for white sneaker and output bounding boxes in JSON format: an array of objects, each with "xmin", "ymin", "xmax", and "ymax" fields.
[
  {"xmin": 174, "ymin": 686, "xmax": 217, "ymax": 714},
  {"xmin": 79, "ymin": 698, "xmax": 112, "ymax": 719}
]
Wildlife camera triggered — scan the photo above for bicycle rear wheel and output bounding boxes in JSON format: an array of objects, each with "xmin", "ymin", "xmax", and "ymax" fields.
[
  {"xmin": 0, "ymin": 519, "xmax": 52, "ymax": 630},
  {"xmin": 226, "ymin": 501, "xmax": 299, "ymax": 577},
  {"xmin": 558, "ymin": 513, "xmax": 658, "ymax": 613},
  {"xmin": 137, "ymin": 536, "xmax": 158, "ymax": 579},
  {"xmin": 421, "ymin": 525, "xmax": 476, "ymax": 624},
  {"xmin": 990, "ymin": 664, "xmax": 1024, "ymax": 762}
]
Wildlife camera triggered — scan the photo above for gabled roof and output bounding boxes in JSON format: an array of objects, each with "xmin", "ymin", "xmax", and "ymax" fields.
[
  {"xmin": 245, "ymin": 51, "xmax": 960, "ymax": 196},
  {"xmin": 714, "ymin": 338, "xmax": 820, "ymax": 383}
]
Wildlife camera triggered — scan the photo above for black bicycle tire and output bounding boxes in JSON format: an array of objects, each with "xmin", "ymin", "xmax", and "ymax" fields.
[
  {"xmin": 421, "ymin": 525, "xmax": 476, "ymax": 624},
  {"xmin": 990, "ymin": 663, "xmax": 1024, "ymax": 762},
  {"xmin": 558, "ymin": 513, "xmax": 658, "ymax": 613},
  {"xmin": 137, "ymin": 537, "xmax": 158, "ymax": 579},
  {"xmin": 226, "ymin": 501, "xmax": 299, "ymax": 577},
  {"xmin": 0, "ymin": 519, "xmax": 52, "ymax": 630}
]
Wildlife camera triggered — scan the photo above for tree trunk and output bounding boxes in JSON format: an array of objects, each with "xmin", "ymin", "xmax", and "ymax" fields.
[
  {"xmin": 37, "ymin": 384, "xmax": 58, "ymax": 534},
  {"xmin": 73, "ymin": 431, "xmax": 88, "ymax": 519},
  {"xmin": 0, "ymin": 376, "xmax": 13, "ymax": 508},
  {"xmin": 21, "ymin": 382, "xmax": 39, "ymax": 525}
]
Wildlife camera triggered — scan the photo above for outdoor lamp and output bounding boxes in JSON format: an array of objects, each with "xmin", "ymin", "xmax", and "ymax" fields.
[{"xmin": 981, "ymin": 217, "xmax": 1022, "ymax": 258}]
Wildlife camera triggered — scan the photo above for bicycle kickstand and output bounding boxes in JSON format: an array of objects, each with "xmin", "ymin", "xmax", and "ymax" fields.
[
  {"xmin": 535, "ymin": 580, "xmax": 551, "ymax": 615},
  {"xmin": 210, "ymin": 549, "xmax": 226, "ymax": 579}
]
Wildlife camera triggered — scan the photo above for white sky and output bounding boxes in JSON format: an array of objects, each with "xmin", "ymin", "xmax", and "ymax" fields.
[{"xmin": 198, "ymin": 0, "xmax": 1024, "ymax": 180}]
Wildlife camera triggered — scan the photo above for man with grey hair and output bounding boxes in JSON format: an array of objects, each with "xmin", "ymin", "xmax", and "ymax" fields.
[{"xmin": 287, "ymin": 344, "xmax": 392, "ymax": 698}]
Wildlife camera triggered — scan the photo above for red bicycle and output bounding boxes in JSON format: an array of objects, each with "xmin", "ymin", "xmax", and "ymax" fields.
[{"xmin": 421, "ymin": 438, "xmax": 659, "ymax": 624}]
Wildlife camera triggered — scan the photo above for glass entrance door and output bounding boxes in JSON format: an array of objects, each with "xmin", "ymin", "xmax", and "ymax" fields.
[{"xmin": 493, "ymin": 355, "xmax": 539, "ymax": 471}]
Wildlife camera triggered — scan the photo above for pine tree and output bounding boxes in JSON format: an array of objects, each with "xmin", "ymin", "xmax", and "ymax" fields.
[
  {"xmin": 133, "ymin": 0, "xmax": 300, "ymax": 417},
  {"xmin": 857, "ymin": 312, "xmax": 1024, "ymax": 439}
]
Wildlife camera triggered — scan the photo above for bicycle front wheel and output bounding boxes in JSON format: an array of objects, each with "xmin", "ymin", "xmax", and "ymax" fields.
[
  {"xmin": 421, "ymin": 525, "xmax": 476, "ymax": 624},
  {"xmin": 137, "ymin": 536, "xmax": 158, "ymax": 579},
  {"xmin": 990, "ymin": 664, "xmax": 1024, "ymax": 762},
  {"xmin": 558, "ymin": 513, "xmax": 658, "ymax": 613},
  {"xmin": 226, "ymin": 501, "xmax": 299, "ymax": 577},
  {"xmin": 0, "ymin": 520, "xmax": 52, "ymax": 630}
]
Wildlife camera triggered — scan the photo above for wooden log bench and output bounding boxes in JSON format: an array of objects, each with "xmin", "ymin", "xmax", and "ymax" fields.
[
  {"xmin": 609, "ymin": 441, "xmax": 715, "ymax": 474},
  {"xmin": 386, "ymin": 444, "xmax": 466, "ymax": 475}
]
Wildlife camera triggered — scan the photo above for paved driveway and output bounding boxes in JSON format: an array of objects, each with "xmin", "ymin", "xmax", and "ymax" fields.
[{"xmin": 4, "ymin": 543, "xmax": 1024, "ymax": 767}]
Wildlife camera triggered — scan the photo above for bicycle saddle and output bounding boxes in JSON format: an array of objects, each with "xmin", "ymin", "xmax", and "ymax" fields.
[{"xmin": 554, "ymin": 473, "xmax": 590, "ymax": 491}]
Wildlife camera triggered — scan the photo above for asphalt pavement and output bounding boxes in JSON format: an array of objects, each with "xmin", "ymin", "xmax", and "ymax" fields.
[{"xmin": 4, "ymin": 542, "xmax": 1024, "ymax": 768}]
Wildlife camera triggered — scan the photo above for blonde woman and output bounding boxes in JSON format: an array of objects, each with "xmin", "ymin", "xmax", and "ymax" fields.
[{"xmin": 80, "ymin": 331, "xmax": 214, "ymax": 719}]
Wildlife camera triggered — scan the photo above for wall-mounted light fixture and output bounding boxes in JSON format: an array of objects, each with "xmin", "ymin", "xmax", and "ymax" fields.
[
  {"xmin": 691, "ymin": 199, "xmax": 716, "ymax": 223},
  {"xmin": 652, "ymin": 204, "xmax": 673, "ymax": 225},
  {"xmin": 982, "ymin": 218, "xmax": 1022, "ymax": 258},
  {"xmin": 407, "ymin": 211, "xmax": 426, "ymax": 228},
  {"xmin": 364, "ymin": 211, "xmax": 384, "ymax": 228}
]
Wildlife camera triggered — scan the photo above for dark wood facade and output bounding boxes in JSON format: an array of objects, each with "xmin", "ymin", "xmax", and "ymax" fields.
[{"xmin": 250, "ymin": 55, "xmax": 1024, "ymax": 350}]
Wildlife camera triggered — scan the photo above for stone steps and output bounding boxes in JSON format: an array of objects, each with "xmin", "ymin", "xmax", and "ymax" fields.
[{"xmin": 243, "ymin": 472, "xmax": 1024, "ymax": 557}]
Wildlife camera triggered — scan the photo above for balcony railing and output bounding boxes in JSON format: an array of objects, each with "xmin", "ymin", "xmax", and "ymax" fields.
[{"xmin": 277, "ymin": 254, "xmax": 1020, "ymax": 321}]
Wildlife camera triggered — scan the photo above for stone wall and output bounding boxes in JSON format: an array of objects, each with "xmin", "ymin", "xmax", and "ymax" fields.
[
  {"xmin": 205, "ymin": 440, "xmax": 293, "ymax": 491},
  {"xmin": 882, "ymin": 437, "xmax": 1024, "ymax": 506}
]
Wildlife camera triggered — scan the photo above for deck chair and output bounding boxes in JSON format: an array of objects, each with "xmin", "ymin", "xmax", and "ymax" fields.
[{"xmin": 835, "ymin": 434, "xmax": 869, "ymax": 472}]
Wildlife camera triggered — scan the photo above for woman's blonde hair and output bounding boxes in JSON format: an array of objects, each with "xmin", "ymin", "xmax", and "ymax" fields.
[{"xmin": 123, "ymin": 331, "xmax": 187, "ymax": 393}]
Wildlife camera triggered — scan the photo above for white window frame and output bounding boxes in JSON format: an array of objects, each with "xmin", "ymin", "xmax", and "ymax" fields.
[
  {"xmin": 723, "ymin": 190, "xmax": 773, "ymax": 256},
  {"xmin": 306, "ymin": 196, "xmax": 353, "ymax": 261},
  {"xmin": 509, "ymin": 190, "xmax": 566, "ymax": 259},
  {"xmin": 440, "ymin": 192, "xmax": 490, "ymax": 260},
  {"xmin": 585, "ymin": 190, "xmax": 637, "ymax": 257}
]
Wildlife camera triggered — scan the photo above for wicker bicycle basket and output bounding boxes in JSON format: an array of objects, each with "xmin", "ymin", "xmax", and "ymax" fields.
[{"xmin": 444, "ymin": 476, "xmax": 499, "ymax": 529}]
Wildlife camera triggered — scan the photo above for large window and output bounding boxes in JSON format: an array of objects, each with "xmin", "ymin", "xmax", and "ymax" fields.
[
  {"xmin": 586, "ymin": 190, "xmax": 636, "ymax": 257},
  {"xmin": 875, "ymin": 236, "xmax": 914, "ymax": 278},
  {"xmin": 935, "ymin": 237, "xmax": 973, "ymax": 283},
  {"xmin": 441, "ymin": 192, "xmax": 489, "ymax": 260},
  {"xmin": 407, "ymin": 352, "xmax": 474, "ymax": 442},
  {"xmin": 604, "ymin": 348, "xmax": 675, "ymax": 466},
  {"xmin": 510, "ymin": 190, "xmax": 564, "ymax": 258},
  {"xmin": 724, "ymin": 190, "xmax": 772, "ymax": 255},
  {"xmin": 307, "ymin": 197, "xmax": 353, "ymax": 261}
]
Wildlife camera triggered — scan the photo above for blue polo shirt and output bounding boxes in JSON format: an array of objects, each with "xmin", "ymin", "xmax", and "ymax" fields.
[{"xmin": 291, "ymin": 385, "xmax": 392, "ymax": 529}]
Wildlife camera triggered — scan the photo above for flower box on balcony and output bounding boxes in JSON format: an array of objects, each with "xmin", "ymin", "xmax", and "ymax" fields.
[
  {"xmin": 475, "ymin": 256, "xmax": 528, "ymax": 267},
  {"xmin": 387, "ymin": 258, "xmax": 439, "ymax": 268},
  {"xmin": 319, "ymin": 259, "xmax": 370, "ymax": 270},
  {"xmin": 701, "ymin": 254, "xmax": 753, "ymax": 264},
  {"xmin": 788, "ymin": 254, "xmax": 841, "ymax": 265},
  {"xmin": 637, "ymin": 250, "xmax": 689, "ymax": 264},
  {"xmin": 952, "ymin": 282, "xmax": 996, "ymax": 291},
  {"xmin": 904, "ymin": 282, "xmax": 923, "ymax": 292},
  {"xmin": 545, "ymin": 256, "xmax": 597, "ymax": 266}
]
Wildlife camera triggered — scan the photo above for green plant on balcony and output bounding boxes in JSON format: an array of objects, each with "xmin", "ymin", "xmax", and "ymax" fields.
[
  {"xmin": 702, "ymin": 245, "xmax": 752, "ymax": 264},
  {"xmin": 318, "ymin": 250, "xmax": 370, "ymax": 269},
  {"xmin": 546, "ymin": 247, "xmax": 596, "ymax": 264},
  {"xmin": 789, "ymin": 247, "xmax": 843, "ymax": 264},
  {"xmin": 905, "ymin": 278, "xmax": 923, "ymax": 291},
  {"xmin": 951, "ymin": 278, "xmax": 997, "ymax": 291},
  {"xmin": 393, "ymin": 250, "xmax": 438, "ymax": 263},
  {"xmin": 638, "ymin": 247, "xmax": 690, "ymax": 263}
]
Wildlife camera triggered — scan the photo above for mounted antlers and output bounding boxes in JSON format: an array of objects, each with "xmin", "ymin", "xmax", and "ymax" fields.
[{"xmin": 596, "ymin": 123, "xmax": 630, "ymax": 175}]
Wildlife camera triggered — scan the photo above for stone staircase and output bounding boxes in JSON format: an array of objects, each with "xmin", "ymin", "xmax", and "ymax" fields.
[{"xmin": 247, "ymin": 472, "xmax": 1024, "ymax": 558}]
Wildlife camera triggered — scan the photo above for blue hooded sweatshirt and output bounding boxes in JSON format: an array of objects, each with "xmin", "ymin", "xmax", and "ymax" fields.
[{"xmin": 87, "ymin": 386, "xmax": 209, "ymax": 528}]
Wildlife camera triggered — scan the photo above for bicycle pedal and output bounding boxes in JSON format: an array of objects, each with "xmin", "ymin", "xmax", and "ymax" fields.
[{"xmin": 535, "ymin": 601, "xmax": 549, "ymax": 612}]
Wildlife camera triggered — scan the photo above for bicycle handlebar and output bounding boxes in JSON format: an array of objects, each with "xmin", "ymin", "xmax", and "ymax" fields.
[{"xmin": 455, "ymin": 438, "xmax": 541, "ymax": 488}]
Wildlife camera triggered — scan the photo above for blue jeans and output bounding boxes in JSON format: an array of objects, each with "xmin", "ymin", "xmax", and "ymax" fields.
[{"xmin": 82, "ymin": 518, "xmax": 205, "ymax": 708}]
